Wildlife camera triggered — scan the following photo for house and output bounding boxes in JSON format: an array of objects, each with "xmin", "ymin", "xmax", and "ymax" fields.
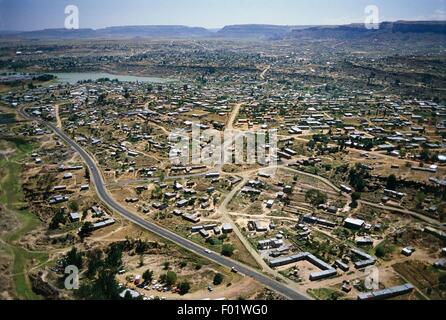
[
  {"xmin": 344, "ymin": 218, "xmax": 365, "ymax": 230},
  {"xmin": 222, "ymin": 223, "xmax": 233, "ymax": 233},
  {"xmin": 302, "ymin": 215, "xmax": 337, "ymax": 229},
  {"xmin": 182, "ymin": 213, "xmax": 200, "ymax": 223},
  {"xmin": 258, "ymin": 238, "xmax": 283, "ymax": 250},
  {"xmin": 270, "ymin": 246, "xmax": 290, "ymax": 257},
  {"xmin": 152, "ymin": 203, "xmax": 168, "ymax": 210},
  {"xmin": 173, "ymin": 210, "xmax": 183, "ymax": 216},
  {"xmin": 69, "ymin": 212, "xmax": 80, "ymax": 222},
  {"xmin": 335, "ymin": 260, "xmax": 350, "ymax": 272},
  {"xmin": 173, "ymin": 182, "xmax": 183, "ymax": 191},
  {"xmin": 205, "ymin": 172, "xmax": 220, "ymax": 179},
  {"xmin": 357, "ymin": 283, "xmax": 414, "ymax": 300},
  {"xmin": 401, "ymin": 247, "xmax": 416, "ymax": 257},
  {"xmin": 283, "ymin": 148, "xmax": 297, "ymax": 156},
  {"xmin": 49, "ymin": 195, "xmax": 69, "ymax": 204},
  {"xmin": 91, "ymin": 206, "xmax": 104, "ymax": 217},
  {"xmin": 354, "ymin": 259, "xmax": 376, "ymax": 269},
  {"xmin": 340, "ymin": 185, "xmax": 352, "ymax": 193},
  {"xmin": 326, "ymin": 206, "xmax": 338, "ymax": 214},
  {"xmin": 63, "ymin": 173, "xmax": 73, "ymax": 179},
  {"xmin": 384, "ymin": 189, "xmax": 406, "ymax": 199},
  {"xmin": 176, "ymin": 199, "xmax": 189, "ymax": 208},
  {"xmin": 164, "ymin": 192, "xmax": 177, "ymax": 200},
  {"xmin": 199, "ymin": 229, "xmax": 210, "ymax": 238},
  {"xmin": 351, "ymin": 248, "xmax": 376, "ymax": 269},
  {"xmin": 241, "ymin": 187, "xmax": 262, "ymax": 195},
  {"xmin": 283, "ymin": 185, "xmax": 293, "ymax": 194},
  {"xmin": 266, "ymin": 199, "xmax": 274, "ymax": 209},
  {"xmin": 424, "ymin": 227, "xmax": 446, "ymax": 241},
  {"xmin": 277, "ymin": 151, "xmax": 292, "ymax": 160},
  {"xmin": 191, "ymin": 226, "xmax": 204, "ymax": 233},
  {"xmin": 434, "ymin": 259, "xmax": 446, "ymax": 270},
  {"xmin": 356, "ymin": 237, "xmax": 373, "ymax": 246},
  {"xmin": 127, "ymin": 151, "xmax": 139, "ymax": 157},
  {"xmin": 91, "ymin": 218, "xmax": 115, "ymax": 230},
  {"xmin": 249, "ymin": 221, "xmax": 268, "ymax": 232}
]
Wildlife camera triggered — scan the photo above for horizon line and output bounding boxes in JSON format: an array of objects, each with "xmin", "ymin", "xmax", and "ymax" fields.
[{"xmin": 2, "ymin": 19, "xmax": 446, "ymax": 33}]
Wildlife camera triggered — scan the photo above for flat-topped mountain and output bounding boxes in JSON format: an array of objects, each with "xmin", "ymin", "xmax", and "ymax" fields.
[
  {"xmin": 1, "ymin": 21, "xmax": 444, "ymax": 40},
  {"xmin": 216, "ymin": 24, "xmax": 307, "ymax": 39},
  {"xmin": 0, "ymin": 25, "xmax": 213, "ymax": 39}
]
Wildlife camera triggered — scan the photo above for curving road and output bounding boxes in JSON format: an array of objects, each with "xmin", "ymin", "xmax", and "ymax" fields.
[{"xmin": 20, "ymin": 108, "xmax": 309, "ymax": 300}]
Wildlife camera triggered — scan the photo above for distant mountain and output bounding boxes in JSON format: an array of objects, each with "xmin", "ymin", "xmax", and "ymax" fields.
[
  {"xmin": 0, "ymin": 25, "xmax": 212, "ymax": 39},
  {"xmin": 216, "ymin": 24, "xmax": 317, "ymax": 39},
  {"xmin": 96, "ymin": 25, "xmax": 213, "ymax": 38},
  {"xmin": 287, "ymin": 21, "xmax": 446, "ymax": 40},
  {"xmin": 2, "ymin": 28, "xmax": 97, "ymax": 39},
  {"xmin": 1, "ymin": 21, "xmax": 444, "ymax": 40}
]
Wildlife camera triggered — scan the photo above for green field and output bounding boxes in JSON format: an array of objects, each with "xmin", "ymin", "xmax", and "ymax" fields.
[{"xmin": 0, "ymin": 137, "xmax": 48, "ymax": 300}]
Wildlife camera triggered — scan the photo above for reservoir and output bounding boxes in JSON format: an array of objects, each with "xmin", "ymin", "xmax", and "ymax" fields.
[{"xmin": 50, "ymin": 72, "xmax": 175, "ymax": 84}]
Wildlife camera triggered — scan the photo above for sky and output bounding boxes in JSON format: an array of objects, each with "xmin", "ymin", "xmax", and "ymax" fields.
[{"xmin": 0, "ymin": 0, "xmax": 445, "ymax": 31}]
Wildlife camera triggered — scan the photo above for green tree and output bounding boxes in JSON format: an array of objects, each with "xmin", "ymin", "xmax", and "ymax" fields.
[
  {"xmin": 213, "ymin": 273, "xmax": 224, "ymax": 285},
  {"xmin": 78, "ymin": 269, "xmax": 121, "ymax": 300},
  {"xmin": 160, "ymin": 271, "xmax": 177, "ymax": 286},
  {"xmin": 375, "ymin": 245, "xmax": 386, "ymax": 258},
  {"xmin": 105, "ymin": 243, "xmax": 124, "ymax": 272},
  {"xmin": 415, "ymin": 191, "xmax": 426, "ymax": 209},
  {"xmin": 49, "ymin": 209, "xmax": 67, "ymax": 230},
  {"xmin": 350, "ymin": 192, "xmax": 361, "ymax": 208},
  {"xmin": 69, "ymin": 201, "xmax": 79, "ymax": 212},
  {"xmin": 65, "ymin": 247, "xmax": 83, "ymax": 269},
  {"xmin": 221, "ymin": 244, "xmax": 235, "ymax": 257},
  {"xmin": 143, "ymin": 269, "xmax": 154, "ymax": 283},
  {"xmin": 86, "ymin": 249, "xmax": 103, "ymax": 278},
  {"xmin": 305, "ymin": 189, "xmax": 328, "ymax": 206},
  {"xmin": 178, "ymin": 281, "xmax": 191, "ymax": 295},
  {"xmin": 386, "ymin": 174, "xmax": 398, "ymax": 191},
  {"xmin": 79, "ymin": 221, "xmax": 93, "ymax": 237},
  {"xmin": 439, "ymin": 274, "xmax": 446, "ymax": 291}
]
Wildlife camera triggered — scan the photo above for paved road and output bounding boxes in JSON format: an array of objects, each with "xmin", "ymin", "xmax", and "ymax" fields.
[{"xmin": 20, "ymin": 108, "xmax": 309, "ymax": 300}]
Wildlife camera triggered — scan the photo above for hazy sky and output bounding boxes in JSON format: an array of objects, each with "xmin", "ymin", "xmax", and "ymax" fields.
[{"xmin": 0, "ymin": 0, "xmax": 445, "ymax": 31}]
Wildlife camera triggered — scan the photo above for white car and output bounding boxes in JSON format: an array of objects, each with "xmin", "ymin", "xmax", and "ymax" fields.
[{"xmin": 204, "ymin": 249, "xmax": 211, "ymax": 254}]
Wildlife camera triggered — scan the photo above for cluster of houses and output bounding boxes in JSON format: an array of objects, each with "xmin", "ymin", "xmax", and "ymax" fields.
[{"xmin": 191, "ymin": 223, "xmax": 233, "ymax": 238}]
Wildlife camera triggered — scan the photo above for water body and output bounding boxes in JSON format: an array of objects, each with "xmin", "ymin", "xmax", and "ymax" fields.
[{"xmin": 50, "ymin": 72, "xmax": 175, "ymax": 84}]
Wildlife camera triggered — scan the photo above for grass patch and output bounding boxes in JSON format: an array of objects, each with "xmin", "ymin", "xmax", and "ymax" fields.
[
  {"xmin": 393, "ymin": 260, "xmax": 446, "ymax": 300},
  {"xmin": 307, "ymin": 288, "xmax": 346, "ymax": 300},
  {"xmin": 0, "ymin": 137, "xmax": 48, "ymax": 299}
]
